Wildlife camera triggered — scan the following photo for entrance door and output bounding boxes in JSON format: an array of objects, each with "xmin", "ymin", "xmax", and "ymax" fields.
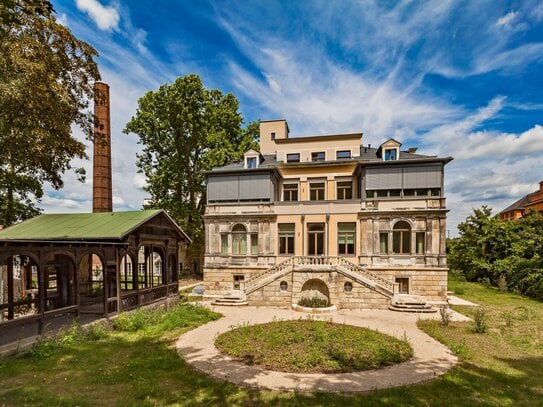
[{"xmin": 308, "ymin": 223, "xmax": 325, "ymax": 255}]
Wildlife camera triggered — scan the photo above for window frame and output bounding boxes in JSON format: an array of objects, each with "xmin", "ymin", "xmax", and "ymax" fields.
[
  {"xmin": 392, "ymin": 221, "xmax": 411, "ymax": 254},
  {"xmin": 337, "ymin": 222, "xmax": 356, "ymax": 255},
  {"xmin": 336, "ymin": 150, "xmax": 351, "ymax": 160},
  {"xmin": 286, "ymin": 153, "xmax": 300, "ymax": 163},
  {"xmin": 278, "ymin": 223, "xmax": 295, "ymax": 255},
  {"xmin": 336, "ymin": 180, "xmax": 353, "ymax": 200},
  {"xmin": 309, "ymin": 181, "xmax": 326, "ymax": 201},
  {"xmin": 311, "ymin": 151, "xmax": 326, "ymax": 162},
  {"xmin": 283, "ymin": 183, "xmax": 299, "ymax": 201}
]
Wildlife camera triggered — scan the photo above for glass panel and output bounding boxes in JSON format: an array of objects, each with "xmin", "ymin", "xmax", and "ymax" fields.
[
  {"xmin": 402, "ymin": 231, "xmax": 410, "ymax": 253},
  {"xmin": 431, "ymin": 188, "xmax": 441, "ymax": 196},
  {"xmin": 308, "ymin": 223, "xmax": 325, "ymax": 232},
  {"xmin": 338, "ymin": 223, "xmax": 355, "ymax": 232},
  {"xmin": 366, "ymin": 190, "xmax": 375, "ymax": 199},
  {"xmin": 415, "ymin": 189, "xmax": 428, "ymax": 196},
  {"xmin": 286, "ymin": 153, "xmax": 300, "ymax": 162},
  {"xmin": 380, "ymin": 233, "xmax": 388, "ymax": 254},
  {"xmin": 279, "ymin": 223, "xmax": 295, "ymax": 232},
  {"xmin": 279, "ymin": 236, "xmax": 286, "ymax": 254},
  {"xmin": 416, "ymin": 232, "xmax": 425, "ymax": 254},
  {"xmin": 316, "ymin": 233, "xmax": 324, "ymax": 255},
  {"xmin": 337, "ymin": 150, "xmax": 351, "ymax": 159},
  {"xmin": 404, "ymin": 189, "xmax": 415, "ymax": 196},
  {"xmin": 283, "ymin": 184, "xmax": 298, "ymax": 201},
  {"xmin": 251, "ymin": 234, "xmax": 258, "ymax": 255},
  {"xmin": 389, "ymin": 189, "xmax": 401, "ymax": 197},
  {"xmin": 312, "ymin": 152, "xmax": 325, "ymax": 161},
  {"xmin": 393, "ymin": 231, "xmax": 401, "ymax": 253},
  {"xmin": 221, "ymin": 234, "xmax": 228, "ymax": 254},
  {"xmin": 287, "ymin": 236, "xmax": 294, "ymax": 254},
  {"xmin": 377, "ymin": 190, "xmax": 388, "ymax": 197}
]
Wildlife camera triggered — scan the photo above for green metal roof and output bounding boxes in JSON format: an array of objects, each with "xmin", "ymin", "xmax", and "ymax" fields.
[{"xmin": 0, "ymin": 210, "xmax": 181, "ymax": 241}]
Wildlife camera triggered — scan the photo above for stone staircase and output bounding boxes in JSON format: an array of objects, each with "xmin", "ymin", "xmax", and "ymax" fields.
[
  {"xmin": 212, "ymin": 256, "xmax": 433, "ymax": 312},
  {"xmin": 389, "ymin": 294, "xmax": 436, "ymax": 313}
]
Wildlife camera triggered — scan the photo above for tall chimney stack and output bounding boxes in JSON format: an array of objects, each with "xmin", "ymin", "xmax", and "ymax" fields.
[{"xmin": 93, "ymin": 82, "xmax": 113, "ymax": 213}]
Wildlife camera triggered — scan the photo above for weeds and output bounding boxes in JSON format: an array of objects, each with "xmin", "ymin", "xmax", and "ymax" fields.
[
  {"xmin": 473, "ymin": 308, "xmax": 489, "ymax": 333},
  {"xmin": 439, "ymin": 305, "xmax": 452, "ymax": 326},
  {"xmin": 298, "ymin": 297, "xmax": 331, "ymax": 308}
]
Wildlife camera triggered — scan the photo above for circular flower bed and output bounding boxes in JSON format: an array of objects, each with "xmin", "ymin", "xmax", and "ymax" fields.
[{"xmin": 215, "ymin": 319, "xmax": 413, "ymax": 373}]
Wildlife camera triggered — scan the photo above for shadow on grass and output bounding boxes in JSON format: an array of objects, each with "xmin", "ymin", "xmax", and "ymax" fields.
[{"xmin": 2, "ymin": 333, "xmax": 543, "ymax": 406}]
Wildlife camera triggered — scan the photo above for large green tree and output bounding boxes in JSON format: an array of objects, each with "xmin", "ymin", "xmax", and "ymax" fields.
[
  {"xmin": 448, "ymin": 207, "xmax": 543, "ymax": 299},
  {"xmin": 0, "ymin": 0, "xmax": 99, "ymax": 225},
  {"xmin": 124, "ymin": 74, "xmax": 258, "ymax": 264}
]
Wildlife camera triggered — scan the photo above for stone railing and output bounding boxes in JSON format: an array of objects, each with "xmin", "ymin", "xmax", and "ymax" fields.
[
  {"xmin": 244, "ymin": 257, "xmax": 295, "ymax": 294},
  {"xmin": 244, "ymin": 256, "xmax": 393, "ymax": 297}
]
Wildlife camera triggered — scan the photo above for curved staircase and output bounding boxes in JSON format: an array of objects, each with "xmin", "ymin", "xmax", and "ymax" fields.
[{"xmin": 211, "ymin": 256, "xmax": 434, "ymax": 312}]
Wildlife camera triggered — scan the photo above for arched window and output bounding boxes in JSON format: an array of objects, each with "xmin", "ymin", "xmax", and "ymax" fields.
[
  {"xmin": 231, "ymin": 224, "xmax": 247, "ymax": 255},
  {"xmin": 393, "ymin": 221, "xmax": 411, "ymax": 254}
]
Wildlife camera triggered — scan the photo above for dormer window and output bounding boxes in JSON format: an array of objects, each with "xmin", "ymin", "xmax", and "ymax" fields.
[
  {"xmin": 384, "ymin": 148, "xmax": 398, "ymax": 161},
  {"xmin": 243, "ymin": 149, "xmax": 260, "ymax": 169}
]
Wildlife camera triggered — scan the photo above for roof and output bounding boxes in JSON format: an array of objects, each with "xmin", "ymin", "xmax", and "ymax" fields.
[
  {"xmin": 499, "ymin": 192, "xmax": 534, "ymax": 215},
  {"xmin": 274, "ymin": 132, "xmax": 362, "ymax": 144},
  {"xmin": 0, "ymin": 210, "xmax": 190, "ymax": 242}
]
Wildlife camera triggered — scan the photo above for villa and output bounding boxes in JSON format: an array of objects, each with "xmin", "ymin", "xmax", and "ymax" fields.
[{"xmin": 203, "ymin": 120, "xmax": 452, "ymax": 310}]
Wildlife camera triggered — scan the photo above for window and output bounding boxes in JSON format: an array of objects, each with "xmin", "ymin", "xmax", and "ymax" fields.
[
  {"xmin": 415, "ymin": 189, "xmax": 428, "ymax": 197},
  {"xmin": 344, "ymin": 282, "xmax": 353, "ymax": 292},
  {"xmin": 309, "ymin": 182, "xmax": 325, "ymax": 200},
  {"xmin": 336, "ymin": 150, "xmax": 351, "ymax": 160},
  {"xmin": 366, "ymin": 190, "xmax": 376, "ymax": 199},
  {"xmin": 286, "ymin": 153, "xmax": 300, "ymax": 163},
  {"xmin": 251, "ymin": 233, "xmax": 258, "ymax": 255},
  {"xmin": 384, "ymin": 148, "xmax": 397, "ymax": 160},
  {"xmin": 231, "ymin": 224, "xmax": 247, "ymax": 255},
  {"xmin": 393, "ymin": 221, "xmax": 411, "ymax": 254},
  {"xmin": 311, "ymin": 151, "xmax": 325, "ymax": 161},
  {"xmin": 403, "ymin": 189, "xmax": 416, "ymax": 197},
  {"xmin": 416, "ymin": 232, "xmax": 425, "ymax": 254},
  {"xmin": 395, "ymin": 278, "xmax": 409, "ymax": 294},
  {"xmin": 283, "ymin": 183, "xmax": 298, "ymax": 201},
  {"xmin": 279, "ymin": 224, "xmax": 295, "ymax": 254},
  {"xmin": 221, "ymin": 234, "xmax": 228, "ymax": 254},
  {"xmin": 430, "ymin": 188, "xmax": 441, "ymax": 197},
  {"xmin": 280, "ymin": 281, "xmax": 288, "ymax": 291},
  {"xmin": 338, "ymin": 223, "xmax": 355, "ymax": 255},
  {"xmin": 379, "ymin": 233, "xmax": 388, "ymax": 254},
  {"xmin": 233, "ymin": 274, "xmax": 244, "ymax": 290},
  {"xmin": 389, "ymin": 189, "xmax": 401, "ymax": 197},
  {"xmin": 337, "ymin": 181, "xmax": 352, "ymax": 199},
  {"xmin": 271, "ymin": 132, "xmax": 276, "ymax": 140},
  {"xmin": 246, "ymin": 157, "xmax": 257, "ymax": 168}
]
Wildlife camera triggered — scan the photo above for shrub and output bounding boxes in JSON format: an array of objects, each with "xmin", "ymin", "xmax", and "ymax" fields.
[
  {"xmin": 298, "ymin": 297, "xmax": 330, "ymax": 308},
  {"xmin": 473, "ymin": 308, "xmax": 489, "ymax": 333},
  {"xmin": 497, "ymin": 274, "xmax": 508, "ymax": 293}
]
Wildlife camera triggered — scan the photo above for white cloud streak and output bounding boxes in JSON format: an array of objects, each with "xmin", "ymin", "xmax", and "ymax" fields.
[{"xmin": 75, "ymin": 0, "xmax": 120, "ymax": 31}]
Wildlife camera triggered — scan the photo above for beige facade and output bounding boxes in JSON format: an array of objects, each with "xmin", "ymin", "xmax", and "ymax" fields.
[{"xmin": 204, "ymin": 120, "xmax": 452, "ymax": 309}]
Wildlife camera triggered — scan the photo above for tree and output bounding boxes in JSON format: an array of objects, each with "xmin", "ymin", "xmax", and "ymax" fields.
[
  {"xmin": 124, "ymin": 74, "xmax": 258, "ymax": 265},
  {"xmin": 0, "ymin": 0, "xmax": 100, "ymax": 225}
]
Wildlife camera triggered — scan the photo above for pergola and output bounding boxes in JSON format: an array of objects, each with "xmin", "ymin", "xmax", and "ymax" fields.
[{"xmin": 0, "ymin": 210, "xmax": 190, "ymax": 334}]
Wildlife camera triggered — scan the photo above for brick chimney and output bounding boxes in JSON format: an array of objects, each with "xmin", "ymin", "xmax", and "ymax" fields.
[{"xmin": 93, "ymin": 82, "xmax": 113, "ymax": 213}]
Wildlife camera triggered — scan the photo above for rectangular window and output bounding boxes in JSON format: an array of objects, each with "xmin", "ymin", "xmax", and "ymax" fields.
[
  {"xmin": 309, "ymin": 182, "xmax": 325, "ymax": 200},
  {"xmin": 366, "ymin": 190, "xmax": 376, "ymax": 199},
  {"xmin": 246, "ymin": 157, "xmax": 257, "ymax": 168},
  {"xmin": 395, "ymin": 277, "xmax": 409, "ymax": 294},
  {"xmin": 311, "ymin": 151, "xmax": 325, "ymax": 161},
  {"xmin": 338, "ymin": 223, "xmax": 355, "ymax": 255},
  {"xmin": 377, "ymin": 190, "xmax": 388, "ymax": 197},
  {"xmin": 221, "ymin": 234, "xmax": 228, "ymax": 254},
  {"xmin": 286, "ymin": 153, "xmax": 300, "ymax": 163},
  {"xmin": 251, "ymin": 233, "xmax": 258, "ymax": 255},
  {"xmin": 416, "ymin": 232, "xmax": 425, "ymax": 254},
  {"xmin": 271, "ymin": 132, "xmax": 276, "ymax": 140},
  {"xmin": 283, "ymin": 183, "xmax": 298, "ymax": 201},
  {"xmin": 379, "ymin": 233, "xmax": 388, "ymax": 254},
  {"xmin": 415, "ymin": 189, "xmax": 428, "ymax": 196},
  {"xmin": 393, "ymin": 230, "xmax": 411, "ymax": 254},
  {"xmin": 384, "ymin": 149, "xmax": 397, "ymax": 160},
  {"xmin": 279, "ymin": 224, "xmax": 295, "ymax": 254},
  {"xmin": 403, "ymin": 189, "xmax": 416, "ymax": 197},
  {"xmin": 430, "ymin": 188, "xmax": 441, "ymax": 197},
  {"xmin": 336, "ymin": 181, "xmax": 352, "ymax": 200},
  {"xmin": 336, "ymin": 150, "xmax": 351, "ymax": 160},
  {"xmin": 389, "ymin": 189, "xmax": 401, "ymax": 197},
  {"xmin": 233, "ymin": 274, "xmax": 244, "ymax": 290},
  {"xmin": 232, "ymin": 233, "xmax": 247, "ymax": 255}
]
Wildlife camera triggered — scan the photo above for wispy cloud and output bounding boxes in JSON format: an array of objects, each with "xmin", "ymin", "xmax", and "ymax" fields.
[
  {"xmin": 495, "ymin": 11, "xmax": 519, "ymax": 28},
  {"xmin": 75, "ymin": 0, "xmax": 120, "ymax": 31}
]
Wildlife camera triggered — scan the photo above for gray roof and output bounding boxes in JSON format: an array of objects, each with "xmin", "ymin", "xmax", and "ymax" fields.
[
  {"xmin": 499, "ymin": 192, "xmax": 534, "ymax": 215},
  {"xmin": 208, "ymin": 147, "xmax": 451, "ymax": 175}
]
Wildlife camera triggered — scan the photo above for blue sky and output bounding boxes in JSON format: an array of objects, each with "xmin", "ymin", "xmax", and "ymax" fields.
[{"xmin": 47, "ymin": 0, "xmax": 543, "ymax": 234}]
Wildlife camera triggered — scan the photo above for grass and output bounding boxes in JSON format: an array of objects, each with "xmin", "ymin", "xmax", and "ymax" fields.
[
  {"xmin": 215, "ymin": 318, "xmax": 412, "ymax": 373},
  {"xmin": 1, "ymin": 281, "xmax": 543, "ymax": 406}
]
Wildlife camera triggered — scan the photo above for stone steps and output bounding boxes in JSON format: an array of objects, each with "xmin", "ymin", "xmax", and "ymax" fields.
[
  {"xmin": 211, "ymin": 290, "xmax": 248, "ymax": 306},
  {"xmin": 389, "ymin": 294, "xmax": 436, "ymax": 313}
]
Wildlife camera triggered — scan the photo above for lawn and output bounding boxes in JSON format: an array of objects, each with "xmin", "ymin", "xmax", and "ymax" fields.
[
  {"xmin": 0, "ymin": 281, "xmax": 542, "ymax": 406},
  {"xmin": 216, "ymin": 319, "xmax": 412, "ymax": 373}
]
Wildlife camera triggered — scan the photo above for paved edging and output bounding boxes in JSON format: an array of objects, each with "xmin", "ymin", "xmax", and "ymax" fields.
[{"xmin": 176, "ymin": 305, "xmax": 459, "ymax": 393}]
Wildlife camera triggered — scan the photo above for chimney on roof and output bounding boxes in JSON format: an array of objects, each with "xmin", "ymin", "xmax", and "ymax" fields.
[
  {"xmin": 92, "ymin": 82, "xmax": 113, "ymax": 213},
  {"xmin": 539, "ymin": 180, "xmax": 543, "ymax": 192},
  {"xmin": 408, "ymin": 147, "xmax": 418, "ymax": 154}
]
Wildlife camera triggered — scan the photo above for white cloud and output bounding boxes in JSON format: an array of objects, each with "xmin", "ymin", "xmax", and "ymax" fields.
[
  {"xmin": 112, "ymin": 196, "xmax": 125, "ymax": 205},
  {"xmin": 56, "ymin": 13, "xmax": 68, "ymax": 26},
  {"xmin": 75, "ymin": 0, "xmax": 120, "ymax": 31},
  {"xmin": 495, "ymin": 11, "xmax": 519, "ymax": 28}
]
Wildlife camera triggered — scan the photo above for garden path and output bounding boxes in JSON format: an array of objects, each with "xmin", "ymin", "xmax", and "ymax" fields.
[{"xmin": 176, "ymin": 304, "xmax": 466, "ymax": 393}]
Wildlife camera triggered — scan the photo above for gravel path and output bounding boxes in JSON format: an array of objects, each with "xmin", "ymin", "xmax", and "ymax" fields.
[{"xmin": 176, "ymin": 304, "xmax": 461, "ymax": 393}]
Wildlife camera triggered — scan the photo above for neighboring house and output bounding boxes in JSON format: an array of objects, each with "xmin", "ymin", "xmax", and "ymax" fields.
[
  {"xmin": 498, "ymin": 181, "xmax": 543, "ymax": 221},
  {"xmin": 203, "ymin": 119, "xmax": 452, "ymax": 310}
]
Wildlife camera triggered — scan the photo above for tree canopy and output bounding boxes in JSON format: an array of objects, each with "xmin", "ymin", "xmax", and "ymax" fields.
[
  {"xmin": 0, "ymin": 0, "xmax": 100, "ymax": 226},
  {"xmin": 448, "ymin": 207, "xmax": 543, "ymax": 299},
  {"xmin": 124, "ymin": 74, "xmax": 258, "ymax": 263}
]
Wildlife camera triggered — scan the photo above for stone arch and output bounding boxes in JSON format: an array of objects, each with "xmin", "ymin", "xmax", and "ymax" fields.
[
  {"xmin": 301, "ymin": 278, "xmax": 330, "ymax": 302},
  {"xmin": 46, "ymin": 253, "xmax": 77, "ymax": 310}
]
